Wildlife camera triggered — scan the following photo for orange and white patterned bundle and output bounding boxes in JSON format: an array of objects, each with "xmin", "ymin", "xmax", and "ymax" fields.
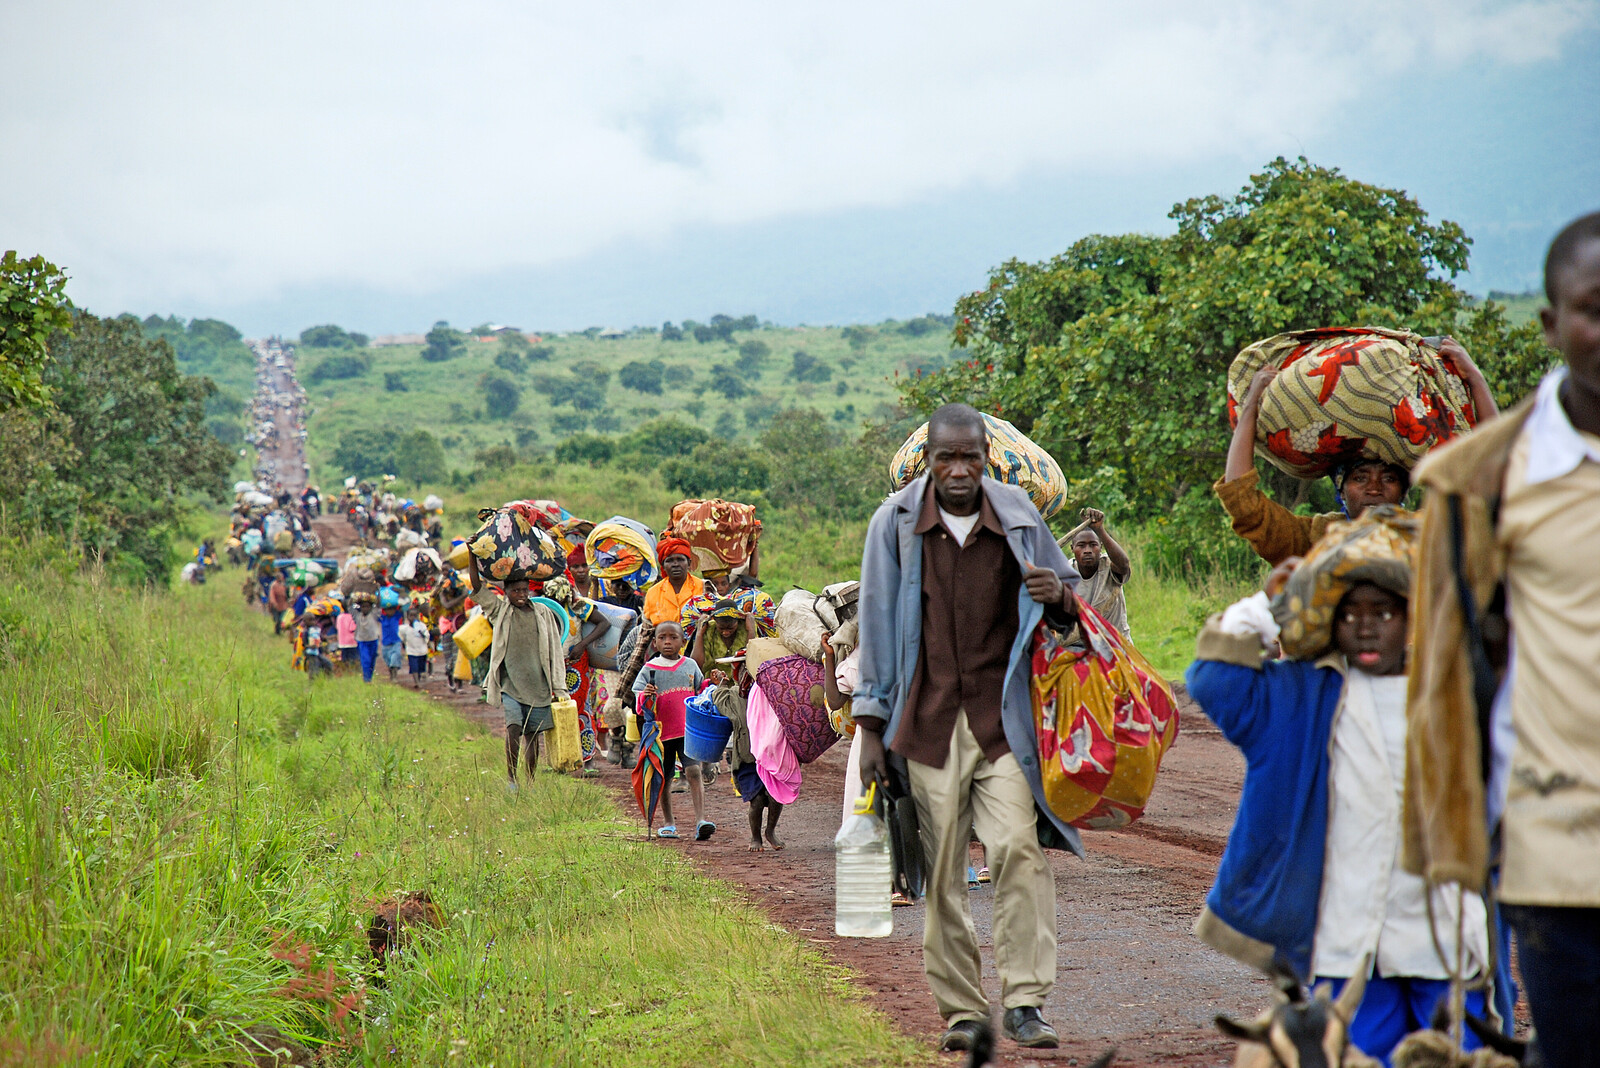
[
  {"xmin": 665, "ymin": 498, "xmax": 762, "ymax": 572},
  {"xmin": 1227, "ymin": 326, "xmax": 1480, "ymax": 479},
  {"xmin": 1032, "ymin": 597, "xmax": 1179, "ymax": 830}
]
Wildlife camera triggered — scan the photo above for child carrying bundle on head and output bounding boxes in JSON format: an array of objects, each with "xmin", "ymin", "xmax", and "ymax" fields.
[{"xmin": 1187, "ymin": 508, "xmax": 1494, "ymax": 1066}]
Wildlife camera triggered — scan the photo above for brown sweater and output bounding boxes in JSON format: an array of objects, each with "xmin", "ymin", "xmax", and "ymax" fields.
[{"xmin": 1213, "ymin": 470, "xmax": 1338, "ymax": 566}]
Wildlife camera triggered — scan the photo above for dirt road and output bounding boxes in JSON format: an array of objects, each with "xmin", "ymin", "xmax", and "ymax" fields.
[{"xmin": 311, "ymin": 515, "xmax": 1266, "ymax": 1067}]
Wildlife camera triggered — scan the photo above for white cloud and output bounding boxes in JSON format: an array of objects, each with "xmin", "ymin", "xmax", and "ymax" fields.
[{"xmin": 1, "ymin": 0, "xmax": 1592, "ymax": 312}]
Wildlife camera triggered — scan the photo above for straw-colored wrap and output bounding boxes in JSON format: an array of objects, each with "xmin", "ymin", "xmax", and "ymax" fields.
[
  {"xmin": 1271, "ymin": 505, "xmax": 1418, "ymax": 660},
  {"xmin": 890, "ymin": 413, "xmax": 1066, "ymax": 519}
]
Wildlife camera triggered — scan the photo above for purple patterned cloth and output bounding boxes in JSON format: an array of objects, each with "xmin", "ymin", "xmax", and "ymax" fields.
[{"xmin": 754, "ymin": 655, "xmax": 837, "ymax": 764}]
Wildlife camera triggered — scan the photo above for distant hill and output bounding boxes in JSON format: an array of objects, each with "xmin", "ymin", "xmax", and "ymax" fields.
[
  {"xmin": 1484, "ymin": 290, "xmax": 1542, "ymax": 329},
  {"xmin": 137, "ymin": 314, "xmax": 257, "ymax": 454},
  {"xmin": 296, "ymin": 319, "xmax": 957, "ymax": 481}
]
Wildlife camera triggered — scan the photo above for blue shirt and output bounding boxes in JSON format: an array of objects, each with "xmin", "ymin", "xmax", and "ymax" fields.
[{"xmin": 380, "ymin": 611, "xmax": 402, "ymax": 645}]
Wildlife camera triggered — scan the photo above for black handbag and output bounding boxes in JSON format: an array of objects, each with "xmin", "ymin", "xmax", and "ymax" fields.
[{"xmin": 881, "ymin": 758, "xmax": 924, "ymax": 901}]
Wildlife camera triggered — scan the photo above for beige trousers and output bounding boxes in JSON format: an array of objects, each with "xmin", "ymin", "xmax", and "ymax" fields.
[{"xmin": 906, "ymin": 709, "xmax": 1057, "ymax": 1024}]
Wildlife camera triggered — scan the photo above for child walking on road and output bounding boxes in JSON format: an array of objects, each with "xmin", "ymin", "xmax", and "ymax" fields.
[
  {"xmin": 633, "ymin": 621, "xmax": 714, "ymax": 841},
  {"xmin": 1188, "ymin": 512, "xmax": 1491, "ymax": 1066},
  {"xmin": 398, "ymin": 607, "xmax": 431, "ymax": 688}
]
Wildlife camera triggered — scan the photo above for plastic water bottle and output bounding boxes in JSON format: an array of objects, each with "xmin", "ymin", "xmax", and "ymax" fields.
[{"xmin": 835, "ymin": 783, "xmax": 893, "ymax": 937}]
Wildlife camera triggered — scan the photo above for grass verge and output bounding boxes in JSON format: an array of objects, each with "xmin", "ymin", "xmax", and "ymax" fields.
[{"xmin": 0, "ymin": 529, "xmax": 924, "ymax": 1067}]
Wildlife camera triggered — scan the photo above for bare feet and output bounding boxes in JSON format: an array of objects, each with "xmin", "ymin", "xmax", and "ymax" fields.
[
  {"xmin": 748, "ymin": 841, "xmax": 764, "ymax": 852},
  {"xmin": 764, "ymin": 831, "xmax": 784, "ymax": 851}
]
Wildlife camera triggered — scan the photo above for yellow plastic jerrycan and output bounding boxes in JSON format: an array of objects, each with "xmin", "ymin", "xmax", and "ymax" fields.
[
  {"xmin": 452, "ymin": 650, "xmax": 473, "ymax": 681},
  {"xmin": 446, "ymin": 541, "xmax": 471, "ymax": 570},
  {"xmin": 453, "ymin": 614, "xmax": 492, "ymax": 659},
  {"xmin": 549, "ymin": 695, "xmax": 584, "ymax": 772},
  {"xmin": 625, "ymin": 709, "xmax": 641, "ymax": 742}
]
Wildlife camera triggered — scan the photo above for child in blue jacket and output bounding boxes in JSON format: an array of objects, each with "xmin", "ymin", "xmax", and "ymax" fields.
[{"xmin": 1187, "ymin": 518, "xmax": 1492, "ymax": 1066}]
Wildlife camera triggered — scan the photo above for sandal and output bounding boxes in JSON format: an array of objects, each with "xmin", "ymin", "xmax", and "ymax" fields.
[
  {"xmin": 695, "ymin": 820, "xmax": 716, "ymax": 841},
  {"xmin": 977, "ymin": 866, "xmax": 991, "ymax": 884},
  {"xmin": 656, "ymin": 825, "xmax": 679, "ymax": 839}
]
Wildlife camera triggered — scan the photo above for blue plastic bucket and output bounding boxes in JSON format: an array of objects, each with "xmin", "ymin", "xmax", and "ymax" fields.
[{"xmin": 683, "ymin": 692, "xmax": 733, "ymax": 763}]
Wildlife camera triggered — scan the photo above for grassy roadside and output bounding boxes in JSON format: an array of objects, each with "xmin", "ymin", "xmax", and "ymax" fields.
[{"xmin": 0, "ymin": 530, "xmax": 924, "ymax": 1067}]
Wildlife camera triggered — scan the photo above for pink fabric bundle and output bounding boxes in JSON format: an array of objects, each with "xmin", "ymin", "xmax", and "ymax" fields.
[{"xmin": 746, "ymin": 683, "xmax": 802, "ymax": 804}]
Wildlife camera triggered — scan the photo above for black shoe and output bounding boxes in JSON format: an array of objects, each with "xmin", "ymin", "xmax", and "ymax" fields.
[
  {"xmin": 1002, "ymin": 1006, "xmax": 1059, "ymax": 1048},
  {"xmin": 939, "ymin": 1019, "xmax": 991, "ymax": 1053}
]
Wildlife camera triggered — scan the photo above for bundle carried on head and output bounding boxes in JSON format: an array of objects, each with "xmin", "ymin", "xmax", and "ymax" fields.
[
  {"xmin": 678, "ymin": 585, "xmax": 777, "ymax": 645},
  {"xmin": 1272, "ymin": 505, "xmax": 1418, "ymax": 659},
  {"xmin": 586, "ymin": 517, "xmax": 658, "ymax": 585},
  {"xmin": 664, "ymin": 499, "xmax": 762, "ymax": 573},
  {"xmin": 890, "ymin": 412, "xmax": 1066, "ymax": 519},
  {"xmin": 1228, "ymin": 326, "xmax": 1481, "ymax": 480},
  {"xmin": 467, "ymin": 503, "xmax": 562, "ymax": 583}
]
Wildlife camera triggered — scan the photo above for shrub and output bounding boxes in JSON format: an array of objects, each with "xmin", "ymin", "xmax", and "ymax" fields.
[
  {"xmin": 307, "ymin": 353, "xmax": 370, "ymax": 382},
  {"xmin": 619, "ymin": 360, "xmax": 665, "ymax": 394},
  {"xmin": 383, "ymin": 372, "xmax": 408, "ymax": 392},
  {"xmin": 660, "ymin": 322, "xmax": 684, "ymax": 341},
  {"xmin": 554, "ymin": 433, "xmax": 614, "ymax": 465},
  {"xmin": 662, "ymin": 441, "xmax": 771, "ymax": 497},
  {"xmin": 300, "ymin": 323, "xmax": 354, "ymax": 348},
  {"xmin": 421, "ymin": 322, "xmax": 465, "ymax": 362},
  {"xmin": 791, "ymin": 350, "xmax": 832, "ymax": 383},
  {"xmin": 480, "ymin": 374, "xmax": 522, "ymax": 419}
]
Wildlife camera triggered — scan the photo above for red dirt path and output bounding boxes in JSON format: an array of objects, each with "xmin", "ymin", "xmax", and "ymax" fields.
[{"xmin": 309, "ymin": 515, "xmax": 1268, "ymax": 1068}]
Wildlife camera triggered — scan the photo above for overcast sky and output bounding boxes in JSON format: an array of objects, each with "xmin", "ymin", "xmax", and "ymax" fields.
[{"xmin": 3, "ymin": 1, "xmax": 1597, "ymax": 336}]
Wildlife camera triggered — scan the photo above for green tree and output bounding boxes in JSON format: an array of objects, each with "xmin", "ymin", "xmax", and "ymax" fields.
[
  {"xmin": 738, "ymin": 338, "xmax": 771, "ymax": 363},
  {"xmin": 619, "ymin": 359, "xmax": 665, "ymax": 394},
  {"xmin": 3, "ymin": 311, "xmax": 232, "ymax": 580},
  {"xmin": 332, "ymin": 426, "xmax": 400, "ymax": 477},
  {"xmin": 661, "ymin": 441, "xmax": 771, "ymax": 498},
  {"xmin": 660, "ymin": 321, "xmax": 684, "ymax": 341},
  {"xmin": 301, "ymin": 324, "xmax": 354, "ymax": 348},
  {"xmin": 554, "ymin": 433, "xmax": 614, "ymax": 465},
  {"xmin": 384, "ymin": 371, "xmax": 408, "ymax": 392},
  {"xmin": 791, "ymin": 350, "xmax": 832, "ymax": 382},
  {"xmin": 708, "ymin": 365, "xmax": 750, "ymax": 399},
  {"xmin": 396, "ymin": 429, "xmax": 447, "ymax": 483},
  {"xmin": 481, "ymin": 373, "xmax": 522, "ymax": 419},
  {"xmin": 905, "ymin": 156, "xmax": 1553, "ymax": 522},
  {"xmin": 713, "ymin": 410, "xmax": 738, "ymax": 439},
  {"xmin": 0, "ymin": 251, "xmax": 73, "ymax": 410},
  {"xmin": 616, "ymin": 416, "xmax": 710, "ymax": 460},
  {"xmin": 527, "ymin": 344, "xmax": 554, "ymax": 361},
  {"xmin": 494, "ymin": 348, "xmax": 524, "ymax": 374},
  {"xmin": 308, "ymin": 353, "xmax": 371, "ymax": 382},
  {"xmin": 758, "ymin": 409, "xmax": 891, "ymax": 525},
  {"xmin": 841, "ymin": 325, "xmax": 874, "ymax": 351},
  {"xmin": 421, "ymin": 321, "xmax": 466, "ymax": 362}
]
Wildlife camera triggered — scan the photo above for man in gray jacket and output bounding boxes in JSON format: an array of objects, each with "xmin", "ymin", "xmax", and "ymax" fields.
[{"xmin": 854, "ymin": 403, "xmax": 1082, "ymax": 1053}]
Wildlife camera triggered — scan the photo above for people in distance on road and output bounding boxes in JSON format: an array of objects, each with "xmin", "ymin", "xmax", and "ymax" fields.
[
  {"xmin": 399, "ymin": 606, "xmax": 432, "ymax": 689},
  {"xmin": 466, "ymin": 552, "xmax": 567, "ymax": 790},
  {"xmin": 267, "ymin": 573, "xmax": 289, "ymax": 635},
  {"xmin": 379, "ymin": 594, "xmax": 405, "ymax": 682},
  {"xmin": 642, "ymin": 537, "xmax": 703, "ymax": 625},
  {"xmin": 1058, "ymin": 506, "xmax": 1133, "ymax": 644},
  {"xmin": 351, "ymin": 595, "xmax": 382, "ymax": 683},
  {"xmin": 1216, "ymin": 338, "xmax": 1498, "ymax": 566},
  {"xmin": 707, "ymin": 651, "xmax": 784, "ymax": 852},
  {"xmin": 632, "ymin": 621, "xmax": 714, "ymax": 841},
  {"xmin": 336, "ymin": 600, "xmax": 358, "ymax": 668},
  {"xmin": 1405, "ymin": 211, "xmax": 1600, "ymax": 1068},
  {"xmin": 1187, "ymin": 519, "xmax": 1492, "ymax": 1065},
  {"xmin": 854, "ymin": 403, "xmax": 1081, "ymax": 1055}
]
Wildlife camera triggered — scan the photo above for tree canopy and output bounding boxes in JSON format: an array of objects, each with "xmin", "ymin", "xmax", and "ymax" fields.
[
  {"xmin": 0, "ymin": 251, "xmax": 73, "ymax": 410},
  {"xmin": 901, "ymin": 157, "xmax": 1554, "ymax": 525},
  {"xmin": 1, "ymin": 311, "xmax": 233, "ymax": 581}
]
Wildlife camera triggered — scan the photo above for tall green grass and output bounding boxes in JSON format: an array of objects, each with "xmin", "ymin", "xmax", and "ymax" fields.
[{"xmin": 0, "ymin": 529, "xmax": 922, "ymax": 1067}]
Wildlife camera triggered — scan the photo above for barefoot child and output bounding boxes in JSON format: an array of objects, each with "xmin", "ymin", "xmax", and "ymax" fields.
[
  {"xmin": 1188, "ymin": 509, "xmax": 1491, "ymax": 1065},
  {"xmin": 633, "ymin": 621, "xmax": 714, "ymax": 840}
]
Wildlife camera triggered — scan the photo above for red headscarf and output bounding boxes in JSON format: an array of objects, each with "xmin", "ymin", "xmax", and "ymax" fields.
[
  {"xmin": 657, "ymin": 536, "xmax": 693, "ymax": 563},
  {"xmin": 566, "ymin": 545, "xmax": 587, "ymax": 568}
]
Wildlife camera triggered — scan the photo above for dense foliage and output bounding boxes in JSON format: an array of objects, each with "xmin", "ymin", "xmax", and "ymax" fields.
[
  {"xmin": 300, "ymin": 323, "xmax": 369, "ymax": 348},
  {"xmin": 900, "ymin": 157, "xmax": 1556, "ymax": 572},
  {"xmin": 0, "ymin": 250, "xmax": 73, "ymax": 410},
  {"xmin": 1, "ymin": 310, "xmax": 234, "ymax": 581}
]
